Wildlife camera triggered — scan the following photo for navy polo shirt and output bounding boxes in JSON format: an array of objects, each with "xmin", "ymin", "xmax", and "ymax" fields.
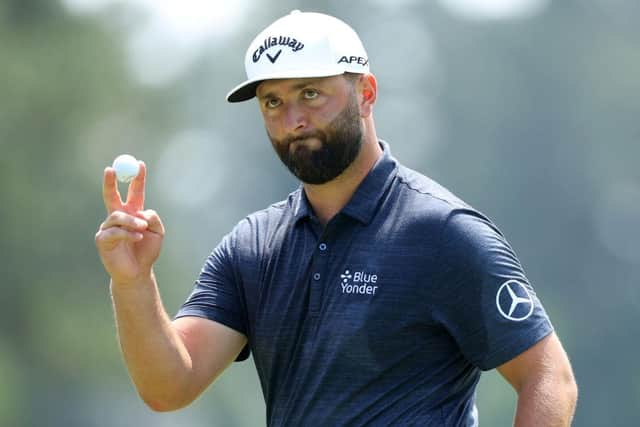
[{"xmin": 176, "ymin": 141, "xmax": 553, "ymax": 426}]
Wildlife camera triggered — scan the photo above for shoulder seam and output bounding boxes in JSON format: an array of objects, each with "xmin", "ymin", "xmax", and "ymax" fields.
[
  {"xmin": 395, "ymin": 174, "xmax": 464, "ymax": 210},
  {"xmin": 244, "ymin": 192, "xmax": 294, "ymax": 219}
]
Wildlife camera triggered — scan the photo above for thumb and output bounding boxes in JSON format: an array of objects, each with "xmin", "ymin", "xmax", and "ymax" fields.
[{"xmin": 137, "ymin": 209, "xmax": 165, "ymax": 235}]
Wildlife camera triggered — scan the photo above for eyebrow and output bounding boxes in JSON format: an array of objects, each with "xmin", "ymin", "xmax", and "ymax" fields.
[{"xmin": 257, "ymin": 78, "xmax": 324, "ymax": 100}]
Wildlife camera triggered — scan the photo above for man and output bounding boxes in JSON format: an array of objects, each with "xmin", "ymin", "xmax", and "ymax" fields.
[{"xmin": 96, "ymin": 10, "xmax": 577, "ymax": 426}]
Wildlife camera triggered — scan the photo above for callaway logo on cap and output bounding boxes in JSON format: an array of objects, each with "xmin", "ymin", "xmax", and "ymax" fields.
[{"xmin": 226, "ymin": 10, "xmax": 370, "ymax": 103}]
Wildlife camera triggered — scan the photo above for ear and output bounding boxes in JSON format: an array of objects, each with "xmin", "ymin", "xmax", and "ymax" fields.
[{"xmin": 357, "ymin": 73, "xmax": 377, "ymax": 118}]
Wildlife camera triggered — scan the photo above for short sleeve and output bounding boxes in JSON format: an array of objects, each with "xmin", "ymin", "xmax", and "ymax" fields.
[
  {"xmin": 434, "ymin": 209, "xmax": 553, "ymax": 370},
  {"xmin": 175, "ymin": 231, "xmax": 250, "ymax": 361}
]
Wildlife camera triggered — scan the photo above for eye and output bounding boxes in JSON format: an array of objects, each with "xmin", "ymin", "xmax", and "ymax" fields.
[
  {"xmin": 302, "ymin": 88, "xmax": 319, "ymax": 100},
  {"xmin": 264, "ymin": 98, "xmax": 281, "ymax": 109}
]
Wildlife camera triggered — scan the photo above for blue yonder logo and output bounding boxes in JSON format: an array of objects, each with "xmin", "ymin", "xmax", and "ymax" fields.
[{"xmin": 340, "ymin": 269, "xmax": 378, "ymax": 295}]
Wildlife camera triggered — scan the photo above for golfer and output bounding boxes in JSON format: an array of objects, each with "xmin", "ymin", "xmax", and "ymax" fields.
[{"xmin": 96, "ymin": 10, "xmax": 578, "ymax": 426}]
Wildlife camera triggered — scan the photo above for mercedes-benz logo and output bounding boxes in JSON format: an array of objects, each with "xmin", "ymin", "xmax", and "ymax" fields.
[{"xmin": 495, "ymin": 280, "xmax": 535, "ymax": 321}]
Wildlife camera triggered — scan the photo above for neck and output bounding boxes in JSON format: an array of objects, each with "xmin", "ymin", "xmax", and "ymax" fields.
[{"xmin": 303, "ymin": 119, "xmax": 382, "ymax": 225}]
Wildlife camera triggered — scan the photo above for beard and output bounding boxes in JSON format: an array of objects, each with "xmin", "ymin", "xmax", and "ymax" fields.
[{"xmin": 268, "ymin": 96, "xmax": 363, "ymax": 185}]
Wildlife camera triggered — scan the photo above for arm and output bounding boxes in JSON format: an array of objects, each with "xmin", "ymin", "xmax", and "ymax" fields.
[
  {"xmin": 435, "ymin": 211, "xmax": 577, "ymax": 425},
  {"xmin": 96, "ymin": 163, "xmax": 246, "ymax": 411},
  {"xmin": 111, "ymin": 274, "xmax": 246, "ymax": 411},
  {"xmin": 497, "ymin": 332, "xmax": 578, "ymax": 427}
]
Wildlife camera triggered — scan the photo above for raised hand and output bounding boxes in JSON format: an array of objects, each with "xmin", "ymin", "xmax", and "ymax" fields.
[{"xmin": 95, "ymin": 162, "xmax": 165, "ymax": 285}]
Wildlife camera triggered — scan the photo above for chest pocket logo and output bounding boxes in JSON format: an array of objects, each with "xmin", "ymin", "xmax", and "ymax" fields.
[{"xmin": 340, "ymin": 269, "xmax": 379, "ymax": 295}]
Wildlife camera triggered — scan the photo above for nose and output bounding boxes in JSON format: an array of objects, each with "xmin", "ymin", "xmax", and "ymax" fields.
[{"xmin": 283, "ymin": 103, "xmax": 307, "ymax": 133}]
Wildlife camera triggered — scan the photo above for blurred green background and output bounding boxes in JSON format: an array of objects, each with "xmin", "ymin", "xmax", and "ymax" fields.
[{"xmin": 1, "ymin": 0, "xmax": 639, "ymax": 425}]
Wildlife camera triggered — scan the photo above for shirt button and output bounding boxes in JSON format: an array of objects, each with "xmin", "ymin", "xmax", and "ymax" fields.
[
  {"xmin": 319, "ymin": 243, "xmax": 327, "ymax": 251},
  {"xmin": 313, "ymin": 273, "xmax": 321, "ymax": 281}
]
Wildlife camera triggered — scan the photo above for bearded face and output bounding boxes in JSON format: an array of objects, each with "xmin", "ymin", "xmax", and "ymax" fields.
[{"xmin": 267, "ymin": 94, "xmax": 363, "ymax": 185}]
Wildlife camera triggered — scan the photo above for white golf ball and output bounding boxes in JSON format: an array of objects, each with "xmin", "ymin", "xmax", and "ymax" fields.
[{"xmin": 112, "ymin": 154, "xmax": 140, "ymax": 183}]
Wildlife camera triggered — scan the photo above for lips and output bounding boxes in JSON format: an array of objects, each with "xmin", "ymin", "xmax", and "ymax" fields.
[
  {"xmin": 287, "ymin": 131, "xmax": 324, "ymax": 150},
  {"xmin": 290, "ymin": 137, "xmax": 322, "ymax": 153}
]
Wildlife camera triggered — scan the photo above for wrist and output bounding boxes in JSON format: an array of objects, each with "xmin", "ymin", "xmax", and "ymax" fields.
[{"xmin": 110, "ymin": 270, "xmax": 156, "ymax": 292}]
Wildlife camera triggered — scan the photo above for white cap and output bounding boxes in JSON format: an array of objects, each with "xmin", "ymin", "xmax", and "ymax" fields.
[{"xmin": 226, "ymin": 11, "xmax": 370, "ymax": 103}]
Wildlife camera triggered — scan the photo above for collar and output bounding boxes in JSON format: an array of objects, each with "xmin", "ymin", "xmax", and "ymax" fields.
[{"xmin": 292, "ymin": 140, "xmax": 398, "ymax": 225}]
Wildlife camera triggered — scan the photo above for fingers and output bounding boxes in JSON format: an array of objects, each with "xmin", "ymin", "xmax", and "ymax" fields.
[
  {"xmin": 97, "ymin": 209, "xmax": 164, "ymax": 240},
  {"xmin": 126, "ymin": 161, "xmax": 146, "ymax": 211},
  {"xmin": 138, "ymin": 209, "xmax": 165, "ymax": 235},
  {"xmin": 95, "ymin": 226, "xmax": 144, "ymax": 246},
  {"xmin": 103, "ymin": 167, "xmax": 123, "ymax": 214},
  {"xmin": 96, "ymin": 210, "xmax": 150, "ymax": 248},
  {"xmin": 100, "ymin": 210, "xmax": 149, "ymax": 232}
]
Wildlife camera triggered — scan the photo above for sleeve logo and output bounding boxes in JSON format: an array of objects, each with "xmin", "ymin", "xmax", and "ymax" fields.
[{"xmin": 495, "ymin": 280, "xmax": 535, "ymax": 321}]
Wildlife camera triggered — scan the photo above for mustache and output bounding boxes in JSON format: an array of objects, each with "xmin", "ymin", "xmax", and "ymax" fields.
[{"xmin": 281, "ymin": 129, "xmax": 326, "ymax": 146}]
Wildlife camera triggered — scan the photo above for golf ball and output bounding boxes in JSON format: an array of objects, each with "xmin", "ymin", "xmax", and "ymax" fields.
[{"xmin": 112, "ymin": 154, "xmax": 140, "ymax": 183}]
